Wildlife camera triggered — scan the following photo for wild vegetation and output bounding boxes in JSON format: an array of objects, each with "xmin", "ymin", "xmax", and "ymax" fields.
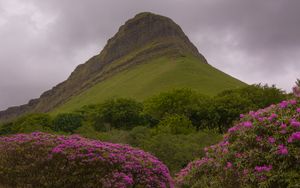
[
  {"xmin": 175, "ymin": 84, "xmax": 300, "ymax": 187},
  {"xmin": 53, "ymin": 55, "xmax": 246, "ymax": 114},
  {"xmin": 0, "ymin": 132, "xmax": 173, "ymax": 188},
  {"xmin": 1, "ymin": 12, "xmax": 297, "ymax": 188},
  {"xmin": 0, "ymin": 84, "xmax": 287, "ymax": 175}
]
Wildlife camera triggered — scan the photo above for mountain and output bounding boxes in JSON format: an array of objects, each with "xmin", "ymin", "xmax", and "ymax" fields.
[{"xmin": 0, "ymin": 12, "xmax": 246, "ymax": 121}]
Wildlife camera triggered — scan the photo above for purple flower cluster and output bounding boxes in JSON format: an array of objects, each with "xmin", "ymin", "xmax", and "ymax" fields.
[
  {"xmin": 288, "ymin": 131, "xmax": 300, "ymax": 142},
  {"xmin": 277, "ymin": 144, "xmax": 288, "ymax": 155},
  {"xmin": 175, "ymin": 98, "xmax": 300, "ymax": 187},
  {"xmin": 174, "ymin": 157, "xmax": 214, "ymax": 186},
  {"xmin": 255, "ymin": 165, "xmax": 272, "ymax": 173},
  {"xmin": 0, "ymin": 132, "xmax": 173, "ymax": 188}
]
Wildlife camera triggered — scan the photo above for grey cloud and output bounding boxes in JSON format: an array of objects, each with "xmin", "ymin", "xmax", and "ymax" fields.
[{"xmin": 0, "ymin": 0, "xmax": 299, "ymax": 110}]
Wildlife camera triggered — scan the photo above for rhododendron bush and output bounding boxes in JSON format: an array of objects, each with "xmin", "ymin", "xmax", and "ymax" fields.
[
  {"xmin": 176, "ymin": 98, "xmax": 300, "ymax": 187},
  {"xmin": 0, "ymin": 132, "xmax": 173, "ymax": 188}
]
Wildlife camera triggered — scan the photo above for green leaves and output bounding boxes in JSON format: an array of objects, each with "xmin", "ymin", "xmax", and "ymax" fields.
[
  {"xmin": 52, "ymin": 113, "xmax": 83, "ymax": 133},
  {"xmin": 93, "ymin": 98, "xmax": 144, "ymax": 131},
  {"xmin": 154, "ymin": 114, "xmax": 195, "ymax": 135}
]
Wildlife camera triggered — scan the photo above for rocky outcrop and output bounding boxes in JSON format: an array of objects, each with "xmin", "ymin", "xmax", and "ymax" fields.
[{"xmin": 0, "ymin": 12, "xmax": 207, "ymax": 122}]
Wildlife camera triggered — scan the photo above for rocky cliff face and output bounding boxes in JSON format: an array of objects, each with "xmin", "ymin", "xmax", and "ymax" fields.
[{"xmin": 0, "ymin": 12, "xmax": 206, "ymax": 122}]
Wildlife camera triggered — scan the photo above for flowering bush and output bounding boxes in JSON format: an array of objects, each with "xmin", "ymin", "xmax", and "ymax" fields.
[
  {"xmin": 0, "ymin": 132, "xmax": 173, "ymax": 188},
  {"xmin": 175, "ymin": 97, "xmax": 300, "ymax": 187}
]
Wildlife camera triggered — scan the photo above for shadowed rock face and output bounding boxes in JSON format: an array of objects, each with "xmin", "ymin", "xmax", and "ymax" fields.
[
  {"xmin": 0, "ymin": 12, "xmax": 206, "ymax": 122},
  {"xmin": 100, "ymin": 12, "xmax": 202, "ymax": 62}
]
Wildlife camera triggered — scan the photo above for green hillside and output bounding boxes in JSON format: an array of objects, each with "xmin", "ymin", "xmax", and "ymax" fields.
[
  {"xmin": 53, "ymin": 54, "xmax": 246, "ymax": 113},
  {"xmin": 0, "ymin": 12, "xmax": 247, "ymax": 121}
]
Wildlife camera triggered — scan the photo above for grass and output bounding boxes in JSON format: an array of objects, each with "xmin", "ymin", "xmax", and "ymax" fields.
[{"xmin": 53, "ymin": 54, "xmax": 246, "ymax": 113}]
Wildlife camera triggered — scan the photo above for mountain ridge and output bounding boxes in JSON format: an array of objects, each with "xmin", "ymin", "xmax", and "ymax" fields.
[{"xmin": 0, "ymin": 12, "xmax": 244, "ymax": 121}]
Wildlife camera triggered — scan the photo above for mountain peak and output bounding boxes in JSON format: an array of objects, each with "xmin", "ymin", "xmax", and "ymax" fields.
[
  {"xmin": 0, "ymin": 12, "xmax": 209, "ymax": 121},
  {"xmin": 100, "ymin": 12, "xmax": 204, "ymax": 63}
]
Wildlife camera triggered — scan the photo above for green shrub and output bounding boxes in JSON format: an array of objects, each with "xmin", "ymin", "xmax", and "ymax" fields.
[
  {"xmin": 0, "ymin": 122, "xmax": 13, "ymax": 135},
  {"xmin": 0, "ymin": 114, "xmax": 53, "ymax": 135},
  {"xmin": 144, "ymin": 88, "xmax": 211, "ymax": 129},
  {"xmin": 127, "ymin": 126, "xmax": 152, "ymax": 147},
  {"xmin": 154, "ymin": 114, "xmax": 195, "ymax": 135},
  {"xmin": 93, "ymin": 98, "xmax": 144, "ymax": 131},
  {"xmin": 141, "ymin": 131, "xmax": 221, "ymax": 174},
  {"xmin": 52, "ymin": 113, "xmax": 83, "ymax": 133},
  {"xmin": 208, "ymin": 84, "xmax": 287, "ymax": 133}
]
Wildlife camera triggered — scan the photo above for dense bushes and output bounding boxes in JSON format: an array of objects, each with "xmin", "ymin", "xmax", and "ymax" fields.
[
  {"xmin": 0, "ymin": 113, "xmax": 83, "ymax": 135},
  {"xmin": 144, "ymin": 89, "xmax": 210, "ymax": 125},
  {"xmin": 92, "ymin": 98, "xmax": 145, "ymax": 131},
  {"xmin": 0, "ymin": 84, "xmax": 287, "ymax": 136},
  {"xmin": 0, "ymin": 132, "xmax": 173, "ymax": 188},
  {"xmin": 144, "ymin": 85, "xmax": 286, "ymax": 133},
  {"xmin": 77, "ymin": 126, "xmax": 221, "ymax": 174},
  {"xmin": 52, "ymin": 113, "xmax": 83, "ymax": 133},
  {"xmin": 154, "ymin": 114, "xmax": 195, "ymax": 135},
  {"xmin": 139, "ymin": 131, "xmax": 221, "ymax": 174},
  {"xmin": 0, "ymin": 84, "xmax": 288, "ymax": 181},
  {"xmin": 175, "ymin": 98, "xmax": 300, "ymax": 187},
  {"xmin": 0, "ymin": 114, "xmax": 52, "ymax": 135},
  {"xmin": 210, "ymin": 84, "xmax": 286, "ymax": 132}
]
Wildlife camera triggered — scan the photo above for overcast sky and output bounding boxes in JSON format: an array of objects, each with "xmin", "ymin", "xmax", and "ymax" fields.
[{"xmin": 0, "ymin": 0, "xmax": 299, "ymax": 110}]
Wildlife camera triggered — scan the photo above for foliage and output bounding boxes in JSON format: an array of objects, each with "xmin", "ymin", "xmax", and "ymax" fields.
[
  {"xmin": 175, "ymin": 98, "xmax": 300, "ymax": 188},
  {"xmin": 75, "ymin": 125, "xmax": 221, "ymax": 175},
  {"xmin": 0, "ymin": 122, "xmax": 13, "ymax": 135},
  {"xmin": 209, "ymin": 84, "xmax": 287, "ymax": 132},
  {"xmin": 0, "ymin": 132, "xmax": 173, "ymax": 188},
  {"xmin": 211, "ymin": 92, "xmax": 253, "ymax": 132},
  {"xmin": 144, "ymin": 88, "xmax": 212, "ymax": 130},
  {"xmin": 154, "ymin": 114, "xmax": 196, "ymax": 135},
  {"xmin": 52, "ymin": 113, "xmax": 83, "ymax": 133},
  {"xmin": 141, "ymin": 131, "xmax": 221, "ymax": 175},
  {"xmin": 93, "ymin": 98, "xmax": 144, "ymax": 131},
  {"xmin": 0, "ymin": 114, "xmax": 52, "ymax": 135},
  {"xmin": 127, "ymin": 126, "xmax": 152, "ymax": 147},
  {"xmin": 143, "ymin": 85, "xmax": 286, "ymax": 133},
  {"xmin": 53, "ymin": 55, "xmax": 245, "ymax": 114}
]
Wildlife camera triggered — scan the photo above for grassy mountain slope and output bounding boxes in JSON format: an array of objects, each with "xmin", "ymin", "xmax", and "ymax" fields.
[
  {"xmin": 0, "ymin": 12, "xmax": 246, "ymax": 121},
  {"xmin": 53, "ymin": 54, "xmax": 246, "ymax": 113}
]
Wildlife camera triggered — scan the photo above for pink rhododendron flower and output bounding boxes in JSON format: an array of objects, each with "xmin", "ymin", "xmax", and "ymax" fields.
[
  {"xmin": 277, "ymin": 144, "xmax": 288, "ymax": 155},
  {"xmin": 279, "ymin": 101, "xmax": 288, "ymax": 108},
  {"xmin": 290, "ymin": 119, "xmax": 300, "ymax": 128},
  {"xmin": 268, "ymin": 113, "xmax": 278, "ymax": 121},
  {"xmin": 288, "ymin": 132, "xmax": 300, "ymax": 142},
  {"xmin": 226, "ymin": 162, "xmax": 233, "ymax": 168},
  {"xmin": 289, "ymin": 99, "xmax": 297, "ymax": 105},
  {"xmin": 280, "ymin": 123, "xmax": 287, "ymax": 129},
  {"xmin": 256, "ymin": 136, "xmax": 262, "ymax": 142},
  {"xmin": 268, "ymin": 137, "xmax": 276, "ymax": 144},
  {"xmin": 243, "ymin": 121, "xmax": 253, "ymax": 128},
  {"xmin": 280, "ymin": 130, "xmax": 287, "ymax": 134},
  {"xmin": 228, "ymin": 126, "xmax": 239, "ymax": 133},
  {"xmin": 255, "ymin": 165, "xmax": 272, "ymax": 173},
  {"xmin": 235, "ymin": 153, "xmax": 242, "ymax": 158}
]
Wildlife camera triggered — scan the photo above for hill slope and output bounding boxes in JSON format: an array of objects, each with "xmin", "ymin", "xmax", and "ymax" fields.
[
  {"xmin": 0, "ymin": 12, "xmax": 246, "ymax": 121},
  {"xmin": 54, "ymin": 55, "xmax": 245, "ymax": 113}
]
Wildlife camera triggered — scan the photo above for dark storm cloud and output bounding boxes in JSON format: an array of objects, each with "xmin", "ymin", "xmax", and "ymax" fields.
[{"xmin": 0, "ymin": 0, "xmax": 299, "ymax": 110}]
